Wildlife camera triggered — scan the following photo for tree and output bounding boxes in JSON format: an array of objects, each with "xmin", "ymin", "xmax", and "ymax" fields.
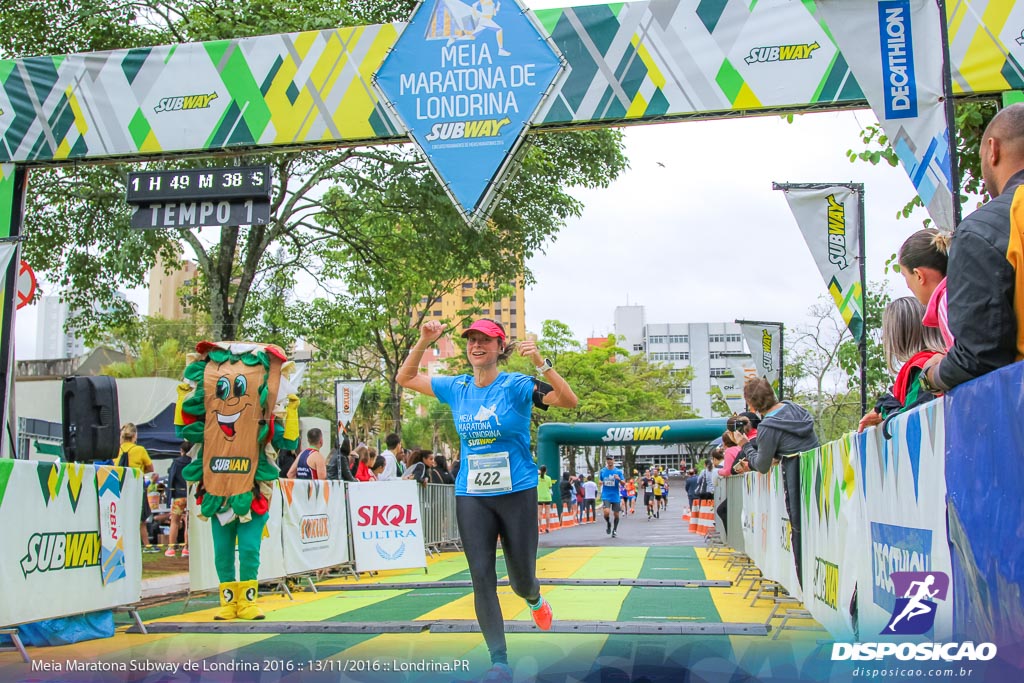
[
  {"xmin": 101, "ymin": 339, "xmax": 186, "ymax": 378},
  {"xmin": 837, "ymin": 283, "xmax": 892, "ymax": 401},
  {"xmin": 5, "ymin": 0, "xmax": 628, "ymax": 353}
]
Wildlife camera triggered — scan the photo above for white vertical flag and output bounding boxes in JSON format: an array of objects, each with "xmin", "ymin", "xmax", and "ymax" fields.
[
  {"xmin": 778, "ymin": 184, "xmax": 865, "ymax": 340},
  {"xmin": 814, "ymin": 0, "xmax": 954, "ymax": 231},
  {"xmin": 740, "ymin": 324, "xmax": 782, "ymax": 385},
  {"xmin": 335, "ymin": 380, "xmax": 367, "ymax": 435},
  {"xmin": 713, "ymin": 376, "xmax": 747, "ymax": 414}
]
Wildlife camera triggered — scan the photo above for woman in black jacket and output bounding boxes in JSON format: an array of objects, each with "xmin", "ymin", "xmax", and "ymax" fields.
[
  {"xmin": 326, "ymin": 436, "xmax": 356, "ymax": 482},
  {"xmin": 432, "ymin": 454, "xmax": 455, "ymax": 485}
]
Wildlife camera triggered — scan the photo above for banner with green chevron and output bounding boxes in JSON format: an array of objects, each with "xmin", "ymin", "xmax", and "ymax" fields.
[
  {"xmin": 778, "ymin": 183, "xmax": 865, "ymax": 341},
  {"xmin": 0, "ymin": 459, "xmax": 142, "ymax": 627},
  {"xmin": 0, "ymin": 0, "xmax": 1017, "ymax": 166}
]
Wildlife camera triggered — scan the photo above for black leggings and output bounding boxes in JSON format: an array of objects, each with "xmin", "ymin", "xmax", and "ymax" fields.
[{"xmin": 456, "ymin": 488, "xmax": 541, "ymax": 665}]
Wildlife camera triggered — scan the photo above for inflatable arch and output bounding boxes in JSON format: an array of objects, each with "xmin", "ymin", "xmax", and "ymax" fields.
[{"xmin": 536, "ymin": 418, "xmax": 726, "ymax": 506}]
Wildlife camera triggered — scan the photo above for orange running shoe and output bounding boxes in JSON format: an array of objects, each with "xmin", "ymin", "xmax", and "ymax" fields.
[{"xmin": 530, "ymin": 597, "xmax": 553, "ymax": 631}]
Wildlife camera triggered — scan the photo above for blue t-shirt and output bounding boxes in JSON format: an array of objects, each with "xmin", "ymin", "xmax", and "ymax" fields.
[
  {"xmin": 598, "ymin": 467, "xmax": 625, "ymax": 503},
  {"xmin": 432, "ymin": 372, "xmax": 537, "ymax": 496}
]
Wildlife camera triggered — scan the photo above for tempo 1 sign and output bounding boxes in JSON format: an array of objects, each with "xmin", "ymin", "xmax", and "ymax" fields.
[
  {"xmin": 125, "ymin": 165, "xmax": 272, "ymax": 229},
  {"xmin": 130, "ymin": 198, "xmax": 270, "ymax": 229}
]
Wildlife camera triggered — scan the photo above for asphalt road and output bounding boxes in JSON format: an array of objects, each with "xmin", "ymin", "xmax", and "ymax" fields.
[{"xmin": 539, "ymin": 482, "xmax": 702, "ymax": 548}]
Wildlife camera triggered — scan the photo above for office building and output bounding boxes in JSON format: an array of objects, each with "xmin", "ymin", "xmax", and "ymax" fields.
[
  {"xmin": 35, "ymin": 295, "xmax": 86, "ymax": 360},
  {"xmin": 613, "ymin": 305, "xmax": 750, "ymax": 417},
  {"xmin": 148, "ymin": 253, "xmax": 199, "ymax": 320}
]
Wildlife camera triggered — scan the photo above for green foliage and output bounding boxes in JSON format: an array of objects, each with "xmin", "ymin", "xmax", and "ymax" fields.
[
  {"xmin": 101, "ymin": 339, "xmax": 186, "ymax": 378},
  {"xmin": 837, "ymin": 284, "xmax": 892, "ymax": 399},
  {"xmin": 708, "ymin": 385, "xmax": 731, "ymax": 417},
  {"xmin": 4, "ymin": 0, "xmax": 629, "ymax": 394},
  {"xmin": 0, "ymin": 0, "xmax": 157, "ymax": 57},
  {"xmin": 399, "ymin": 394, "xmax": 457, "ymax": 453}
]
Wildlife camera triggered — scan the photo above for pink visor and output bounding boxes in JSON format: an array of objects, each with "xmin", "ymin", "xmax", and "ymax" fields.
[{"xmin": 462, "ymin": 319, "xmax": 506, "ymax": 342}]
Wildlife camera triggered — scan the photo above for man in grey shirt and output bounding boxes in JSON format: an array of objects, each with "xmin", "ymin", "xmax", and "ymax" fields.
[{"xmin": 379, "ymin": 432, "xmax": 403, "ymax": 481}]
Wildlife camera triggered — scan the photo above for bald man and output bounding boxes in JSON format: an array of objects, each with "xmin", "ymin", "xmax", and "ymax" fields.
[{"xmin": 923, "ymin": 103, "xmax": 1024, "ymax": 391}]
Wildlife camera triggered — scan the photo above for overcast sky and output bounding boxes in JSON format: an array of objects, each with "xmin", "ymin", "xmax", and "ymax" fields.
[
  {"xmin": 13, "ymin": 0, "xmax": 935, "ymax": 359},
  {"xmin": 523, "ymin": 109, "xmax": 928, "ymax": 342}
]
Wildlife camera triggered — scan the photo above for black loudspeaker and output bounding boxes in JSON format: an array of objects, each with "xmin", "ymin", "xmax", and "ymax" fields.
[{"xmin": 62, "ymin": 376, "xmax": 120, "ymax": 462}]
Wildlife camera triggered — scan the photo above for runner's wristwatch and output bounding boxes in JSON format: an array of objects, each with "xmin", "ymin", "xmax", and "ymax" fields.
[{"xmin": 535, "ymin": 358, "xmax": 553, "ymax": 374}]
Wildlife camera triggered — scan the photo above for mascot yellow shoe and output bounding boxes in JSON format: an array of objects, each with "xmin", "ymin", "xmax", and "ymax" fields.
[
  {"xmin": 235, "ymin": 580, "xmax": 265, "ymax": 620},
  {"xmin": 214, "ymin": 582, "xmax": 238, "ymax": 620}
]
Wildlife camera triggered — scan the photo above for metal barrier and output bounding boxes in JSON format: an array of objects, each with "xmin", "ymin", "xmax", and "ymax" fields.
[{"xmin": 420, "ymin": 483, "xmax": 460, "ymax": 556}]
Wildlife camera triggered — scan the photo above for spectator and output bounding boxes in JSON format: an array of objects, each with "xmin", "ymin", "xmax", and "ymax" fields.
[
  {"xmin": 369, "ymin": 455, "xmax": 386, "ymax": 480},
  {"xmin": 738, "ymin": 411, "xmax": 761, "ymax": 440},
  {"xmin": 164, "ymin": 441, "xmax": 192, "ymax": 558},
  {"xmin": 685, "ymin": 469, "xmax": 699, "ymax": 511},
  {"xmin": 402, "ymin": 449, "xmax": 435, "ymax": 485},
  {"xmin": 558, "ymin": 472, "xmax": 575, "ymax": 524},
  {"xmin": 327, "ymin": 435, "xmax": 356, "ymax": 482},
  {"xmin": 734, "ymin": 378, "xmax": 819, "ymax": 587},
  {"xmin": 897, "ymin": 228, "xmax": 952, "ymax": 349},
  {"xmin": 350, "ymin": 442, "xmax": 367, "ymax": 478},
  {"xmin": 379, "ymin": 433, "xmax": 403, "ymax": 481},
  {"xmin": 582, "ymin": 475, "xmax": 598, "ymax": 523},
  {"xmin": 288, "ymin": 428, "xmax": 327, "ymax": 480},
  {"xmin": 537, "ymin": 466, "xmax": 554, "ymax": 533},
  {"xmin": 694, "ymin": 459, "xmax": 715, "ymax": 502},
  {"xmin": 117, "ymin": 423, "xmax": 157, "ymax": 553},
  {"xmin": 433, "ymin": 454, "xmax": 455, "ymax": 485},
  {"xmin": 859, "ymin": 297, "xmax": 947, "ymax": 433},
  {"xmin": 924, "ymin": 102, "xmax": 1024, "ymax": 391},
  {"xmin": 353, "ymin": 445, "xmax": 374, "ymax": 482},
  {"xmin": 573, "ymin": 474, "xmax": 585, "ymax": 523},
  {"xmin": 721, "ymin": 417, "xmax": 752, "ymax": 476},
  {"xmin": 277, "ymin": 449, "xmax": 297, "ymax": 478}
]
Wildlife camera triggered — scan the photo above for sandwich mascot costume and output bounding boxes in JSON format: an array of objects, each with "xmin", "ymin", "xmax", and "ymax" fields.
[{"xmin": 174, "ymin": 341, "xmax": 300, "ymax": 620}]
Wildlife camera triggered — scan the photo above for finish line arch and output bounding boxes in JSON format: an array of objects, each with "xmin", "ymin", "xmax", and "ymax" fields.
[
  {"xmin": 0, "ymin": 1, "xmax": 1016, "ymax": 451},
  {"xmin": 537, "ymin": 417, "xmax": 725, "ymax": 507}
]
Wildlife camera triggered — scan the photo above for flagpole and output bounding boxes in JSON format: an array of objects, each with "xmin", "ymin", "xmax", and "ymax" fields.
[
  {"xmin": 859, "ymin": 186, "xmax": 868, "ymax": 417},
  {"xmin": 936, "ymin": 0, "xmax": 962, "ymax": 228}
]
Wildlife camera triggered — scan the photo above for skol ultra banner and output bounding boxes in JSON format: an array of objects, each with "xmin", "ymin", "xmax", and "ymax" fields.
[
  {"xmin": 739, "ymin": 323, "xmax": 782, "ymax": 384},
  {"xmin": 814, "ymin": 0, "xmax": 954, "ymax": 232},
  {"xmin": 800, "ymin": 434, "xmax": 862, "ymax": 638},
  {"xmin": 348, "ymin": 480, "xmax": 427, "ymax": 573},
  {"xmin": 187, "ymin": 480, "xmax": 286, "ymax": 593},
  {"xmin": 334, "ymin": 380, "xmax": 367, "ymax": 435},
  {"xmin": 0, "ymin": 459, "xmax": 142, "ymax": 627},
  {"xmin": 778, "ymin": 184, "xmax": 865, "ymax": 340},
  {"xmin": 279, "ymin": 479, "xmax": 348, "ymax": 575},
  {"xmin": 853, "ymin": 400, "xmax": 951, "ymax": 640}
]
